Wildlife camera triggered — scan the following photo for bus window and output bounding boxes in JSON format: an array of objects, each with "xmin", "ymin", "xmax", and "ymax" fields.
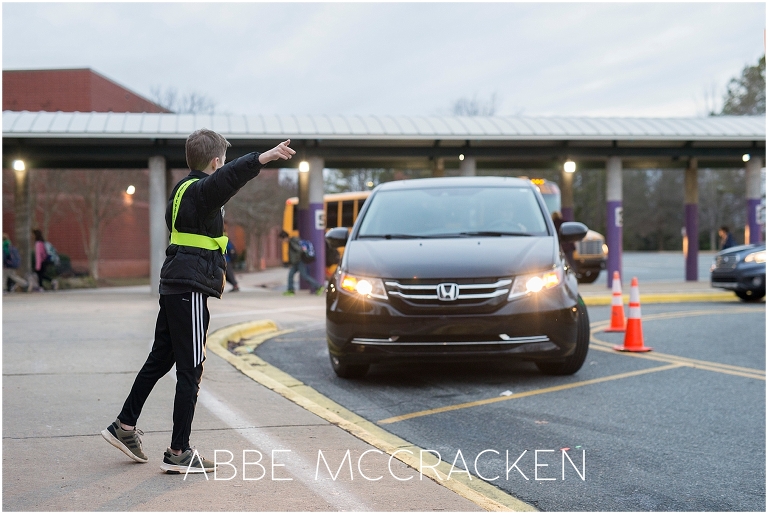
[
  {"xmin": 326, "ymin": 201, "xmax": 341, "ymax": 228},
  {"xmin": 292, "ymin": 204, "xmax": 298, "ymax": 231},
  {"xmin": 529, "ymin": 178, "xmax": 561, "ymax": 214},
  {"xmin": 341, "ymin": 200, "xmax": 355, "ymax": 227}
]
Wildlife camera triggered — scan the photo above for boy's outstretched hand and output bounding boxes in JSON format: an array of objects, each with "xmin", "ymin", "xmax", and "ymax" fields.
[{"xmin": 259, "ymin": 140, "xmax": 296, "ymax": 164}]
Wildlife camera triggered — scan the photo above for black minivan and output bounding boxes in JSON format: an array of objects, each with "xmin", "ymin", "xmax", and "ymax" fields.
[{"xmin": 325, "ymin": 177, "xmax": 589, "ymax": 378}]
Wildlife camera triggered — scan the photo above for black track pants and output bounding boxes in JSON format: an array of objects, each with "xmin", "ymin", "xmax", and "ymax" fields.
[{"xmin": 118, "ymin": 292, "xmax": 209, "ymax": 451}]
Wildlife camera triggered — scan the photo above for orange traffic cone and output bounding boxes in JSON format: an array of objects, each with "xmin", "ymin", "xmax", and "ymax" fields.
[
  {"xmin": 604, "ymin": 271, "xmax": 626, "ymax": 332},
  {"xmin": 613, "ymin": 277, "xmax": 652, "ymax": 352}
]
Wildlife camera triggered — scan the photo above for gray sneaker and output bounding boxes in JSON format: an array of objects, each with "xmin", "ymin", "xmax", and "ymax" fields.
[
  {"xmin": 160, "ymin": 447, "xmax": 216, "ymax": 474},
  {"xmin": 101, "ymin": 418, "xmax": 148, "ymax": 463}
]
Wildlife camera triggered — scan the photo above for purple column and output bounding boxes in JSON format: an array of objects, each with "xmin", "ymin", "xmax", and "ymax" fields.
[
  {"xmin": 308, "ymin": 201, "xmax": 326, "ymax": 285},
  {"xmin": 684, "ymin": 160, "xmax": 698, "ymax": 281},
  {"xmin": 746, "ymin": 157, "xmax": 763, "ymax": 244},
  {"xmin": 561, "ymin": 167, "xmax": 575, "ymax": 222},
  {"xmin": 606, "ymin": 157, "xmax": 623, "ymax": 288},
  {"xmin": 306, "ymin": 157, "xmax": 326, "ymax": 289},
  {"xmin": 685, "ymin": 204, "xmax": 698, "ymax": 280},
  {"xmin": 606, "ymin": 201, "xmax": 622, "ymax": 287},
  {"xmin": 748, "ymin": 199, "xmax": 762, "ymax": 244},
  {"xmin": 297, "ymin": 206, "xmax": 312, "ymax": 290}
]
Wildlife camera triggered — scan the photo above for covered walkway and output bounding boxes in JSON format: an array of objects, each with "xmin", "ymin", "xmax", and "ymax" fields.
[{"xmin": 3, "ymin": 111, "xmax": 764, "ymax": 291}]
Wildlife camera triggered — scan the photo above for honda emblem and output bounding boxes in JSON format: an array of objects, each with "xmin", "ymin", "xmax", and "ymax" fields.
[{"xmin": 437, "ymin": 283, "xmax": 460, "ymax": 301}]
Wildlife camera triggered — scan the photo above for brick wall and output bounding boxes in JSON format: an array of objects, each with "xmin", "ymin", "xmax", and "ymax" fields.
[{"xmin": 2, "ymin": 69, "xmax": 169, "ymax": 113}]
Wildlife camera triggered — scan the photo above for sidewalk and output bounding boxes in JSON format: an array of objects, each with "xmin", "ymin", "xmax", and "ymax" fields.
[{"xmin": 2, "ymin": 273, "xmax": 489, "ymax": 512}]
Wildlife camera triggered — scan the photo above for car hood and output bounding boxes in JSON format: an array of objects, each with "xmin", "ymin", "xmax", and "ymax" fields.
[
  {"xmin": 343, "ymin": 237, "xmax": 557, "ymax": 279},
  {"xmin": 716, "ymin": 243, "xmax": 765, "ymax": 257}
]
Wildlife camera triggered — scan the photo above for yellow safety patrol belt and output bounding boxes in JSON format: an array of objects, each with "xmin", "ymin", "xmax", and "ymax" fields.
[{"xmin": 170, "ymin": 178, "xmax": 228, "ymax": 254}]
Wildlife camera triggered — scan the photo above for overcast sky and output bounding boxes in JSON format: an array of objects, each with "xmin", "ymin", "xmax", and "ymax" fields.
[{"xmin": 2, "ymin": 2, "xmax": 765, "ymax": 118}]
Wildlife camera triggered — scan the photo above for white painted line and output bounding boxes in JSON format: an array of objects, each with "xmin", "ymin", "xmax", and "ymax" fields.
[
  {"xmin": 210, "ymin": 306, "xmax": 324, "ymax": 319},
  {"xmin": 198, "ymin": 388, "xmax": 369, "ymax": 512}
]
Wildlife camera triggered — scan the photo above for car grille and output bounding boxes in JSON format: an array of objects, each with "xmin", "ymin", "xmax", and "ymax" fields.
[
  {"xmin": 576, "ymin": 240, "xmax": 602, "ymax": 256},
  {"xmin": 711, "ymin": 274, "xmax": 738, "ymax": 283},
  {"xmin": 714, "ymin": 255, "xmax": 738, "ymax": 270},
  {"xmin": 384, "ymin": 277, "xmax": 512, "ymax": 314}
]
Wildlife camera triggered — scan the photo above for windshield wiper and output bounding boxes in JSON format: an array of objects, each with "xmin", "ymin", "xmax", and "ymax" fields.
[
  {"xmin": 358, "ymin": 233, "xmax": 422, "ymax": 239},
  {"xmin": 457, "ymin": 231, "xmax": 533, "ymax": 237}
]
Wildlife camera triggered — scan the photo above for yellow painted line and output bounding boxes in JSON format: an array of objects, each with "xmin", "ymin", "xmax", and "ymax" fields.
[
  {"xmin": 589, "ymin": 307, "xmax": 765, "ymax": 380},
  {"xmin": 377, "ymin": 364, "xmax": 683, "ymax": 425},
  {"xmin": 582, "ymin": 291, "xmax": 738, "ymax": 306},
  {"xmin": 207, "ymin": 321, "xmax": 535, "ymax": 512},
  {"xmin": 589, "ymin": 333, "xmax": 765, "ymax": 376},
  {"xmin": 589, "ymin": 306, "xmax": 765, "ymax": 329},
  {"xmin": 588, "ymin": 345, "xmax": 765, "ymax": 380}
]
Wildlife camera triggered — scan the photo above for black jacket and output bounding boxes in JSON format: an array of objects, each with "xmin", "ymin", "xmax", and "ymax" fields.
[{"xmin": 159, "ymin": 152, "xmax": 264, "ymax": 298}]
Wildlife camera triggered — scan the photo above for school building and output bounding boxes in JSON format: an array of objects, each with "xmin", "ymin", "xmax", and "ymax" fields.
[{"xmin": 2, "ymin": 68, "xmax": 285, "ymax": 278}]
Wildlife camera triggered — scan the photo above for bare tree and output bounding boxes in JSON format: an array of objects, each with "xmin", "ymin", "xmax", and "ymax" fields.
[
  {"xmin": 452, "ymin": 92, "xmax": 500, "ymax": 116},
  {"xmin": 694, "ymin": 82, "xmax": 722, "ymax": 117},
  {"xmin": 324, "ymin": 168, "xmax": 396, "ymax": 193},
  {"xmin": 32, "ymin": 169, "xmax": 67, "ymax": 240},
  {"xmin": 149, "ymin": 86, "xmax": 217, "ymax": 115},
  {"xmin": 720, "ymin": 55, "xmax": 765, "ymax": 115},
  {"xmin": 224, "ymin": 170, "xmax": 294, "ymax": 271},
  {"xmin": 62, "ymin": 169, "xmax": 143, "ymax": 279}
]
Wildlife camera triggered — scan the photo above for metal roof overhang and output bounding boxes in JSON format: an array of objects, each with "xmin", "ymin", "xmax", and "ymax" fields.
[{"xmin": 3, "ymin": 112, "xmax": 765, "ymax": 170}]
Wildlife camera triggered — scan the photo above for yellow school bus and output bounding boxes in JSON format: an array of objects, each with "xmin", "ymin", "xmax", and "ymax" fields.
[
  {"xmin": 528, "ymin": 177, "xmax": 608, "ymax": 284},
  {"xmin": 282, "ymin": 191, "xmax": 371, "ymax": 276}
]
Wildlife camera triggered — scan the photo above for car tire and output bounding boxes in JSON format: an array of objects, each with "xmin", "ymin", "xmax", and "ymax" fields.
[
  {"xmin": 576, "ymin": 271, "xmax": 600, "ymax": 284},
  {"xmin": 535, "ymin": 295, "xmax": 590, "ymax": 375},
  {"xmin": 735, "ymin": 289, "xmax": 766, "ymax": 302},
  {"xmin": 329, "ymin": 354, "xmax": 370, "ymax": 379}
]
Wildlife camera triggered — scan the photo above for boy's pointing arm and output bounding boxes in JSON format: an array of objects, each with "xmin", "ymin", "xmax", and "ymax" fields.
[
  {"xmin": 259, "ymin": 139, "xmax": 296, "ymax": 164},
  {"xmin": 199, "ymin": 140, "xmax": 296, "ymax": 212}
]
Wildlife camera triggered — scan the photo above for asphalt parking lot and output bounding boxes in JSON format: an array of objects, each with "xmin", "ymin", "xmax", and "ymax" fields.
[{"xmin": 256, "ymin": 301, "xmax": 766, "ymax": 511}]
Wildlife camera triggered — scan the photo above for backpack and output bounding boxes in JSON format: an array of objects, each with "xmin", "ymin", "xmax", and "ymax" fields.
[
  {"xmin": 299, "ymin": 239, "xmax": 316, "ymax": 263},
  {"xmin": 4, "ymin": 245, "xmax": 21, "ymax": 269},
  {"xmin": 44, "ymin": 241, "xmax": 61, "ymax": 267}
]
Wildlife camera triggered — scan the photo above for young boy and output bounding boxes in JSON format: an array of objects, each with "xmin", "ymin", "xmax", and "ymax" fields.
[{"xmin": 102, "ymin": 129, "xmax": 295, "ymax": 473}]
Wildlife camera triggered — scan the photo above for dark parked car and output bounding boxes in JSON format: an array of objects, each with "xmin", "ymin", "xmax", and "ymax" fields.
[
  {"xmin": 325, "ymin": 177, "xmax": 590, "ymax": 378},
  {"xmin": 710, "ymin": 243, "xmax": 766, "ymax": 302}
]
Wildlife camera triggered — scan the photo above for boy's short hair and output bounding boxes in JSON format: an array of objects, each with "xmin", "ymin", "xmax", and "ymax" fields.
[{"xmin": 185, "ymin": 129, "xmax": 231, "ymax": 171}]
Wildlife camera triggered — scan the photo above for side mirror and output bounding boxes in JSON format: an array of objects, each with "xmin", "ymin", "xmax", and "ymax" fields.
[
  {"xmin": 326, "ymin": 227, "xmax": 350, "ymax": 248},
  {"xmin": 559, "ymin": 222, "xmax": 588, "ymax": 243}
]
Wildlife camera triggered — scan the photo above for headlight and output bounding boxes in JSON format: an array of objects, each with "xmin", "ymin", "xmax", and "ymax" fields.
[
  {"xmin": 744, "ymin": 251, "xmax": 766, "ymax": 264},
  {"xmin": 508, "ymin": 267, "xmax": 563, "ymax": 300},
  {"xmin": 339, "ymin": 272, "xmax": 388, "ymax": 300},
  {"xmin": 602, "ymin": 243, "xmax": 609, "ymax": 255}
]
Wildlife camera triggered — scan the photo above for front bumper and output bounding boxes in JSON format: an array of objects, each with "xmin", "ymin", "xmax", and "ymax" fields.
[
  {"xmin": 574, "ymin": 258, "xmax": 606, "ymax": 272},
  {"xmin": 326, "ymin": 283, "xmax": 581, "ymax": 365},
  {"xmin": 711, "ymin": 263, "xmax": 766, "ymax": 292}
]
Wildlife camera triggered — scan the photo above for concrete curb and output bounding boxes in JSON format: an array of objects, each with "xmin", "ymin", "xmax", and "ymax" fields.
[
  {"xmin": 207, "ymin": 321, "xmax": 537, "ymax": 513},
  {"xmin": 581, "ymin": 292, "xmax": 737, "ymax": 306}
]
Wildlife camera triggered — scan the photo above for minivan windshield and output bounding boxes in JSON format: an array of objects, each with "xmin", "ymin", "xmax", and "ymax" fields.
[{"xmin": 357, "ymin": 186, "xmax": 550, "ymax": 239}]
